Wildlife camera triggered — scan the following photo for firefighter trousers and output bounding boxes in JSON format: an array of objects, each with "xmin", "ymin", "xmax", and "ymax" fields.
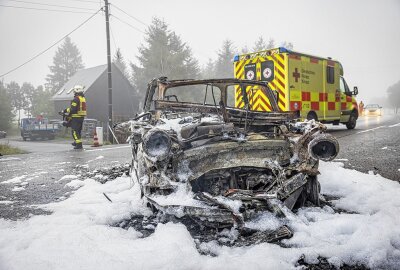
[{"xmin": 71, "ymin": 117, "xmax": 84, "ymax": 144}]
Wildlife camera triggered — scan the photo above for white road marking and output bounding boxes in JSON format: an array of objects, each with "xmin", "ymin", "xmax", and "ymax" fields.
[
  {"xmin": 0, "ymin": 157, "xmax": 21, "ymax": 162},
  {"xmin": 356, "ymin": 126, "xmax": 386, "ymax": 134},
  {"xmin": 84, "ymin": 145, "xmax": 130, "ymax": 152},
  {"xmin": 388, "ymin": 123, "xmax": 400, "ymax": 128},
  {"xmin": 0, "ymin": 200, "xmax": 14, "ymax": 204}
]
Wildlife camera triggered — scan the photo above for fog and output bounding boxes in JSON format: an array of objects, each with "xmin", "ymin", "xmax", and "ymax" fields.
[{"xmin": 0, "ymin": 0, "xmax": 399, "ymax": 104}]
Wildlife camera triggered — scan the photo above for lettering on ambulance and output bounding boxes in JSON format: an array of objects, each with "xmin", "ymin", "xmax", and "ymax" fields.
[{"xmin": 300, "ymin": 69, "xmax": 315, "ymax": 85}]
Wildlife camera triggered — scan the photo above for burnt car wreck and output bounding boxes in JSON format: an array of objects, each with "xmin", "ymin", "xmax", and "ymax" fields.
[{"xmin": 119, "ymin": 77, "xmax": 339, "ymax": 244}]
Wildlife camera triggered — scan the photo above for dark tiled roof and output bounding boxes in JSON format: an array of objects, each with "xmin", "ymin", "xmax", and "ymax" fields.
[{"xmin": 52, "ymin": 64, "xmax": 107, "ymax": 101}]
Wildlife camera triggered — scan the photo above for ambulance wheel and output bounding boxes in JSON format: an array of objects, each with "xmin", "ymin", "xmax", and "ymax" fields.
[
  {"xmin": 307, "ymin": 111, "xmax": 318, "ymax": 121},
  {"xmin": 346, "ymin": 112, "xmax": 357, "ymax": 129}
]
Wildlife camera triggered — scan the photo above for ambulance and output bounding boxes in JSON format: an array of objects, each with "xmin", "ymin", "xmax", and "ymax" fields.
[{"xmin": 233, "ymin": 47, "xmax": 359, "ymax": 129}]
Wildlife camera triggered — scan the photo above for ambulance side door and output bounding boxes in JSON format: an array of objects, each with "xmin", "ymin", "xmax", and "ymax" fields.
[{"xmin": 302, "ymin": 58, "xmax": 323, "ymax": 120}]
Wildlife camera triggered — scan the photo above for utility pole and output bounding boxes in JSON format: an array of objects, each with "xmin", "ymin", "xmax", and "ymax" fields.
[{"xmin": 104, "ymin": 0, "xmax": 113, "ymax": 143}]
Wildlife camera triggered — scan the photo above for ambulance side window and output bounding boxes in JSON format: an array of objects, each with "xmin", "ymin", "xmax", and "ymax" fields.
[
  {"xmin": 226, "ymin": 85, "xmax": 236, "ymax": 107},
  {"xmin": 326, "ymin": 66, "xmax": 334, "ymax": 84},
  {"xmin": 339, "ymin": 77, "xmax": 345, "ymax": 92},
  {"xmin": 340, "ymin": 77, "xmax": 351, "ymax": 94}
]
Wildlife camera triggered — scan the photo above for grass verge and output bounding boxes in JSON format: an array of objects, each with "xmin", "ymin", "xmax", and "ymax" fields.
[{"xmin": 0, "ymin": 143, "xmax": 26, "ymax": 155}]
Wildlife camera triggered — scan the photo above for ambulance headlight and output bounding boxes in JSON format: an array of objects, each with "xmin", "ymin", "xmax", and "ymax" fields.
[{"xmin": 143, "ymin": 129, "xmax": 171, "ymax": 160}]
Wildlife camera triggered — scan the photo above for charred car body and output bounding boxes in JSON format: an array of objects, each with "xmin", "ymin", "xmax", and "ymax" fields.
[{"xmin": 121, "ymin": 77, "xmax": 339, "ymax": 241}]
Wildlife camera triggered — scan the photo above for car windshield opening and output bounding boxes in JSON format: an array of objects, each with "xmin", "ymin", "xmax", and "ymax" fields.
[
  {"xmin": 164, "ymin": 84, "xmax": 221, "ymax": 106},
  {"xmin": 226, "ymin": 84, "xmax": 276, "ymax": 112}
]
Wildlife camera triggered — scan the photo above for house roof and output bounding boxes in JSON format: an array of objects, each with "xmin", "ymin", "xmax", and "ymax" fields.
[{"xmin": 52, "ymin": 64, "xmax": 107, "ymax": 101}]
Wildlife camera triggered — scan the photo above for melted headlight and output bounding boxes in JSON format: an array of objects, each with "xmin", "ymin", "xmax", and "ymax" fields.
[
  {"xmin": 308, "ymin": 133, "xmax": 339, "ymax": 161},
  {"xmin": 142, "ymin": 129, "xmax": 171, "ymax": 160}
]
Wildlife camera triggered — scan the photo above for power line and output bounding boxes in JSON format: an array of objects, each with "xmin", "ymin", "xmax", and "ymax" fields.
[
  {"xmin": 0, "ymin": 4, "xmax": 96, "ymax": 13},
  {"xmin": 62, "ymin": 0, "xmax": 99, "ymax": 3},
  {"xmin": 4, "ymin": 0, "xmax": 98, "ymax": 11},
  {"xmin": 111, "ymin": 4, "xmax": 148, "ymax": 27},
  {"xmin": 109, "ymin": 20, "xmax": 118, "ymax": 51},
  {"xmin": 0, "ymin": 8, "xmax": 103, "ymax": 78},
  {"xmin": 110, "ymin": 14, "xmax": 146, "ymax": 34}
]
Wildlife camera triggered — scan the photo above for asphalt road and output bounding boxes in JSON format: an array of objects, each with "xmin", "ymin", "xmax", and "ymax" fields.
[
  {"xmin": 0, "ymin": 138, "xmax": 131, "ymax": 220},
  {"xmin": 328, "ymin": 113, "xmax": 400, "ymax": 181},
  {"xmin": 0, "ymin": 113, "xmax": 399, "ymax": 220}
]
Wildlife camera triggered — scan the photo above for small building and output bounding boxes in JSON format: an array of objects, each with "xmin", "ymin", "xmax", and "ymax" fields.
[{"xmin": 52, "ymin": 64, "xmax": 140, "ymax": 124}]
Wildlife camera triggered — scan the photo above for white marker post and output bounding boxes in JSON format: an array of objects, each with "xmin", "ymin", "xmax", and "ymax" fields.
[{"xmin": 96, "ymin": 127, "xmax": 104, "ymax": 146}]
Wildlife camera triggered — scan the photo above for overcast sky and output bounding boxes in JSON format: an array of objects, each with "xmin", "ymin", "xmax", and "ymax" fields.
[{"xmin": 0, "ymin": 0, "xmax": 399, "ymax": 103}]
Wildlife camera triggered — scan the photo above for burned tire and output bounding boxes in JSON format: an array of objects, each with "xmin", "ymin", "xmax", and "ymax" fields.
[
  {"xmin": 307, "ymin": 111, "xmax": 318, "ymax": 121},
  {"xmin": 346, "ymin": 111, "xmax": 357, "ymax": 129}
]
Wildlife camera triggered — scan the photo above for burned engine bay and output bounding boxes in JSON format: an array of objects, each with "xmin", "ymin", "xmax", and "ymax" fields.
[{"xmin": 116, "ymin": 77, "xmax": 340, "ymax": 245}]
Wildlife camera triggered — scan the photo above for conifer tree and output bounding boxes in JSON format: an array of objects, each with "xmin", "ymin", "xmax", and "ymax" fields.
[
  {"xmin": 387, "ymin": 80, "xmax": 400, "ymax": 114},
  {"xmin": 113, "ymin": 48, "xmax": 128, "ymax": 77},
  {"xmin": 214, "ymin": 40, "xmax": 236, "ymax": 78},
  {"xmin": 21, "ymin": 82, "xmax": 35, "ymax": 117},
  {"xmin": 280, "ymin": 41, "xmax": 294, "ymax": 50},
  {"xmin": 46, "ymin": 36, "xmax": 84, "ymax": 94},
  {"xmin": 131, "ymin": 18, "xmax": 200, "ymax": 95},
  {"xmin": 31, "ymin": 85, "xmax": 55, "ymax": 117},
  {"xmin": 253, "ymin": 37, "xmax": 268, "ymax": 51},
  {"xmin": 0, "ymin": 81, "xmax": 14, "ymax": 130},
  {"xmin": 201, "ymin": 59, "xmax": 216, "ymax": 79},
  {"xmin": 6, "ymin": 81, "xmax": 27, "ymax": 124}
]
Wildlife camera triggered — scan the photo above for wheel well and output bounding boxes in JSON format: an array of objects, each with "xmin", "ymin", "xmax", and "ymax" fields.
[
  {"xmin": 306, "ymin": 111, "xmax": 318, "ymax": 121},
  {"xmin": 352, "ymin": 109, "xmax": 359, "ymax": 119}
]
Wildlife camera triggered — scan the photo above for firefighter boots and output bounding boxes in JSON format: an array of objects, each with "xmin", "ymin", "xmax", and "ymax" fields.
[{"xmin": 73, "ymin": 143, "xmax": 83, "ymax": 149}]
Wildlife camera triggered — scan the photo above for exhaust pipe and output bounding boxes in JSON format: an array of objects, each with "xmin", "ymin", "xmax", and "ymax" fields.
[{"xmin": 308, "ymin": 133, "xmax": 339, "ymax": 161}]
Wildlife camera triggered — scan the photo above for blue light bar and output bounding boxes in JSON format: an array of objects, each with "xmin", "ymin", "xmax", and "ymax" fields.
[
  {"xmin": 233, "ymin": 55, "xmax": 240, "ymax": 62},
  {"xmin": 279, "ymin": 47, "xmax": 291, "ymax": 53}
]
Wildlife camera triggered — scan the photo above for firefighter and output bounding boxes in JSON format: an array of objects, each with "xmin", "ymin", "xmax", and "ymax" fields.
[
  {"xmin": 63, "ymin": 85, "xmax": 87, "ymax": 149},
  {"xmin": 359, "ymin": 100, "xmax": 364, "ymax": 116}
]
